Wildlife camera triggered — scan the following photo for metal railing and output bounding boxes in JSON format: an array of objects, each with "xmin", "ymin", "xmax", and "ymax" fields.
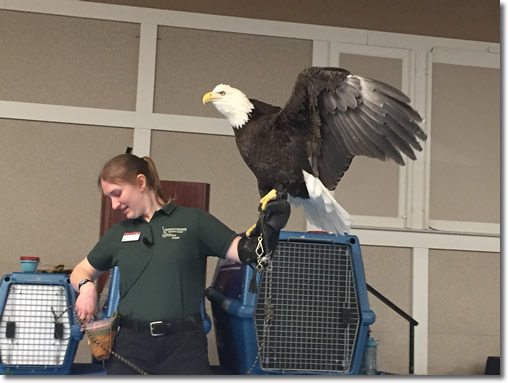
[{"xmin": 366, "ymin": 283, "xmax": 419, "ymax": 374}]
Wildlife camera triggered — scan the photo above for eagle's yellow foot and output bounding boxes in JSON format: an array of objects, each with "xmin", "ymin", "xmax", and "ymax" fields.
[
  {"xmin": 245, "ymin": 223, "xmax": 257, "ymax": 238},
  {"xmin": 246, "ymin": 190, "xmax": 278, "ymax": 237},
  {"xmin": 259, "ymin": 189, "xmax": 278, "ymax": 211}
]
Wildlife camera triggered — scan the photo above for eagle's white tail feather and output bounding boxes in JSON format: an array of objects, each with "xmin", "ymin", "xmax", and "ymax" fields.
[{"xmin": 290, "ymin": 170, "xmax": 352, "ymax": 235}]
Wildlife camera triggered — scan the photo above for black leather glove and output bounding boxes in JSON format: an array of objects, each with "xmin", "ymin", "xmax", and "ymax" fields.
[{"xmin": 238, "ymin": 196, "xmax": 291, "ymax": 269}]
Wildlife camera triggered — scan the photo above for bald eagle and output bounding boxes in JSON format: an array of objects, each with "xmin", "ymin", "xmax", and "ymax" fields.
[{"xmin": 203, "ymin": 67, "xmax": 427, "ymax": 234}]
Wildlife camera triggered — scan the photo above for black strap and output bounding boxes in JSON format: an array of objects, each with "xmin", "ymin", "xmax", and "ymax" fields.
[
  {"xmin": 119, "ymin": 253, "xmax": 154, "ymax": 301},
  {"xmin": 248, "ymin": 264, "xmax": 258, "ymax": 294}
]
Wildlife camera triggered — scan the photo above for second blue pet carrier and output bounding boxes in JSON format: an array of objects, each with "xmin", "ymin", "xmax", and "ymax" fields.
[{"xmin": 206, "ymin": 231, "xmax": 375, "ymax": 375}]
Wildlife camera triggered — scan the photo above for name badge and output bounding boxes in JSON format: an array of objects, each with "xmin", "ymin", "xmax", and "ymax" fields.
[{"xmin": 122, "ymin": 232, "xmax": 141, "ymax": 242}]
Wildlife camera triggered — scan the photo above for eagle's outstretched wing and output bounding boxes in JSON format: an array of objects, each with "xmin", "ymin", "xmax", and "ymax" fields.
[{"xmin": 276, "ymin": 67, "xmax": 427, "ymax": 190}]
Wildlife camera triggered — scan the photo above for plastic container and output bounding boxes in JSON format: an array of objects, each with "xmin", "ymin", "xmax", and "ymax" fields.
[
  {"xmin": 0, "ymin": 272, "xmax": 83, "ymax": 375},
  {"xmin": 363, "ymin": 336, "xmax": 377, "ymax": 375},
  {"xmin": 19, "ymin": 256, "xmax": 39, "ymax": 273},
  {"xmin": 206, "ymin": 261, "xmax": 259, "ymax": 374},
  {"xmin": 84, "ymin": 315, "xmax": 118, "ymax": 361},
  {"xmin": 85, "ymin": 317, "xmax": 112, "ymax": 332},
  {"xmin": 206, "ymin": 231, "xmax": 376, "ymax": 375}
]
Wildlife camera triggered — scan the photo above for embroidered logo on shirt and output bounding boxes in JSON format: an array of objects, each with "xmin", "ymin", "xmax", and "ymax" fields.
[{"xmin": 161, "ymin": 227, "xmax": 187, "ymax": 240}]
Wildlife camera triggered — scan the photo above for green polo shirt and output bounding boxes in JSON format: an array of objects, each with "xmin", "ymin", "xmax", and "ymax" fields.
[{"xmin": 87, "ymin": 204, "xmax": 237, "ymax": 321}]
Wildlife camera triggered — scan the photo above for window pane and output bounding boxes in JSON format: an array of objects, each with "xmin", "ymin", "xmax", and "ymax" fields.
[
  {"xmin": 334, "ymin": 54, "xmax": 404, "ymax": 218},
  {"xmin": 430, "ymin": 64, "xmax": 500, "ymax": 223}
]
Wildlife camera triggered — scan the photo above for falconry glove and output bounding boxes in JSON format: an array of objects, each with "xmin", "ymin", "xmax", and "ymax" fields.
[{"xmin": 238, "ymin": 195, "xmax": 291, "ymax": 269}]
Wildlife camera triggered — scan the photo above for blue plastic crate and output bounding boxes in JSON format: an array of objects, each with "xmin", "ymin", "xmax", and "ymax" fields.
[
  {"xmin": 206, "ymin": 231, "xmax": 375, "ymax": 375},
  {"xmin": 0, "ymin": 272, "xmax": 83, "ymax": 375}
]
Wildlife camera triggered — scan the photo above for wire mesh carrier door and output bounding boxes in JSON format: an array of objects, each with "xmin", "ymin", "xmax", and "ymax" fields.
[
  {"xmin": 0, "ymin": 273, "xmax": 83, "ymax": 375},
  {"xmin": 253, "ymin": 232, "xmax": 374, "ymax": 374}
]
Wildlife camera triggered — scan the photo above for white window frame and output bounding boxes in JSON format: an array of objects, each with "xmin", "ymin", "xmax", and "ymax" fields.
[{"xmin": 425, "ymin": 47, "xmax": 500, "ymax": 235}]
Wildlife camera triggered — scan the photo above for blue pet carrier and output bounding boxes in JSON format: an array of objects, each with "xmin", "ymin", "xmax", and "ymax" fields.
[
  {"xmin": 206, "ymin": 231, "xmax": 375, "ymax": 375},
  {"xmin": 0, "ymin": 272, "xmax": 83, "ymax": 375}
]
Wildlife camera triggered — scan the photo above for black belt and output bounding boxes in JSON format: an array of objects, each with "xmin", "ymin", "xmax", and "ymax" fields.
[{"xmin": 119, "ymin": 313, "xmax": 201, "ymax": 337}]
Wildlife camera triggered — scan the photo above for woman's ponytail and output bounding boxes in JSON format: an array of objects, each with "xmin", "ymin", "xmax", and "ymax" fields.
[
  {"xmin": 99, "ymin": 153, "xmax": 169, "ymax": 206},
  {"xmin": 142, "ymin": 156, "xmax": 167, "ymax": 206}
]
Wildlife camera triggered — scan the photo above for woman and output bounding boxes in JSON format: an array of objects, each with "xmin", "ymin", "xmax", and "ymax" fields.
[{"xmin": 70, "ymin": 153, "xmax": 289, "ymax": 375}]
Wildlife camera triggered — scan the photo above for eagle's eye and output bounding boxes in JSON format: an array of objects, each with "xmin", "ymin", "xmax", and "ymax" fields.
[{"xmin": 219, "ymin": 91, "xmax": 226, "ymax": 96}]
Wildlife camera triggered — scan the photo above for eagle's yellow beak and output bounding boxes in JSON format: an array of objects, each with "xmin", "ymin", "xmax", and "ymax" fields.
[{"xmin": 202, "ymin": 92, "xmax": 217, "ymax": 105}]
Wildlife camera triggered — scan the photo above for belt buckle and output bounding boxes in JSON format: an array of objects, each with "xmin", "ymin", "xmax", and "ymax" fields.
[{"xmin": 149, "ymin": 321, "xmax": 166, "ymax": 337}]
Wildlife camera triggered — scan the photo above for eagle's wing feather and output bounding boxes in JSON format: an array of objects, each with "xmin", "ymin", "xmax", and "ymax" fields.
[
  {"xmin": 274, "ymin": 67, "xmax": 354, "ymax": 189},
  {"xmin": 275, "ymin": 67, "xmax": 426, "ymax": 190}
]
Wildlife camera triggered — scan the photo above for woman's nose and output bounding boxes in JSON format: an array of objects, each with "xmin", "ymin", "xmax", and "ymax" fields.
[{"xmin": 111, "ymin": 198, "xmax": 120, "ymax": 210}]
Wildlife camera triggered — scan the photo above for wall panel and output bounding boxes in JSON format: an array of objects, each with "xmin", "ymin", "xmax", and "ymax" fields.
[
  {"xmin": 362, "ymin": 245, "xmax": 413, "ymax": 374},
  {"xmin": 81, "ymin": 0, "xmax": 500, "ymax": 43},
  {"xmin": 0, "ymin": 119, "xmax": 133, "ymax": 274},
  {"xmin": 154, "ymin": 26, "xmax": 313, "ymax": 117},
  {"xmin": 428, "ymin": 249, "xmax": 500, "ymax": 375},
  {"xmin": 0, "ymin": 10, "xmax": 139, "ymax": 110}
]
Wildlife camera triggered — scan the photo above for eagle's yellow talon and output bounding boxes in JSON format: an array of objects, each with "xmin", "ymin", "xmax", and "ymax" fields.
[
  {"xmin": 259, "ymin": 189, "xmax": 278, "ymax": 211},
  {"xmin": 246, "ymin": 223, "xmax": 257, "ymax": 237}
]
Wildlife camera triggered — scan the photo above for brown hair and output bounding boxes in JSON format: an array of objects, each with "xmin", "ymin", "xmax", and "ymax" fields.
[{"xmin": 98, "ymin": 153, "xmax": 168, "ymax": 205}]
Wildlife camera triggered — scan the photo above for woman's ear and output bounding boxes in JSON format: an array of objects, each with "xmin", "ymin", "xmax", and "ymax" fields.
[{"xmin": 136, "ymin": 174, "xmax": 147, "ymax": 191}]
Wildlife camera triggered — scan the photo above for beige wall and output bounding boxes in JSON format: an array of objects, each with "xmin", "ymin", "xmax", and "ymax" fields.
[
  {"xmin": 0, "ymin": 10, "xmax": 139, "ymax": 109},
  {"xmin": 430, "ymin": 64, "xmax": 500, "ymax": 224},
  {"xmin": 154, "ymin": 27, "xmax": 313, "ymax": 117},
  {"xmin": 362, "ymin": 246, "xmax": 413, "ymax": 374},
  {"xmin": 0, "ymin": 0, "xmax": 500, "ymax": 375},
  {"xmin": 83, "ymin": 0, "xmax": 500, "ymax": 43},
  {"xmin": 428, "ymin": 250, "xmax": 500, "ymax": 375}
]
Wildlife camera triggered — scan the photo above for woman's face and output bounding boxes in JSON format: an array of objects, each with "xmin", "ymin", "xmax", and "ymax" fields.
[{"xmin": 101, "ymin": 177, "xmax": 145, "ymax": 219}]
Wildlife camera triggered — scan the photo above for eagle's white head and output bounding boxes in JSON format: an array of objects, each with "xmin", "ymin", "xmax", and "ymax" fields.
[{"xmin": 202, "ymin": 84, "xmax": 254, "ymax": 128}]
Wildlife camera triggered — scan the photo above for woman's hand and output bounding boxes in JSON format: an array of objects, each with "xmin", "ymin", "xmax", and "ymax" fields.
[
  {"xmin": 74, "ymin": 281, "xmax": 98, "ymax": 328},
  {"xmin": 70, "ymin": 258, "xmax": 102, "ymax": 328}
]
